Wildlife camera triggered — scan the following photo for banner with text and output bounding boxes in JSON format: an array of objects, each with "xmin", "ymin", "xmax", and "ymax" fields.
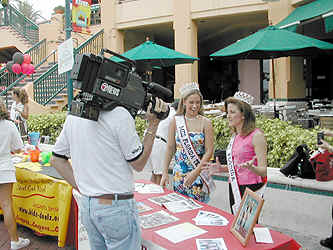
[
  {"xmin": 12, "ymin": 169, "xmax": 72, "ymax": 247},
  {"xmin": 72, "ymin": 0, "xmax": 92, "ymax": 34}
]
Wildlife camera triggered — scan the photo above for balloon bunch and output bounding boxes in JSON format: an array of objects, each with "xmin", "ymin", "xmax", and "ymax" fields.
[{"xmin": 6, "ymin": 52, "xmax": 35, "ymax": 75}]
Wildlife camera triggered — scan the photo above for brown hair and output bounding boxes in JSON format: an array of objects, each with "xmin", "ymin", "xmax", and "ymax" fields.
[
  {"xmin": 0, "ymin": 100, "xmax": 9, "ymax": 120},
  {"xmin": 176, "ymin": 89, "xmax": 204, "ymax": 116},
  {"xmin": 224, "ymin": 97, "xmax": 256, "ymax": 136},
  {"xmin": 12, "ymin": 88, "xmax": 28, "ymax": 104}
]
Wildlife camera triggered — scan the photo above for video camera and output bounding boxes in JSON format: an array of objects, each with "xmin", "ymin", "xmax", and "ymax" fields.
[{"xmin": 70, "ymin": 49, "xmax": 172, "ymax": 121}]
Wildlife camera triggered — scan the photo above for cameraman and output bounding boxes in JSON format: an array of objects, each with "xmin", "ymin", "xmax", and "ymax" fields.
[
  {"xmin": 318, "ymin": 130, "xmax": 333, "ymax": 249},
  {"xmin": 51, "ymin": 98, "xmax": 168, "ymax": 250}
]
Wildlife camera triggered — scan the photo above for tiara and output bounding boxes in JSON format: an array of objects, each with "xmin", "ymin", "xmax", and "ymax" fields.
[
  {"xmin": 233, "ymin": 91, "xmax": 254, "ymax": 105},
  {"xmin": 179, "ymin": 82, "xmax": 200, "ymax": 97}
]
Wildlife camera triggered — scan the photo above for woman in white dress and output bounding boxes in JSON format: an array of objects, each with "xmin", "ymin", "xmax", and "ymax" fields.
[{"xmin": 0, "ymin": 101, "xmax": 30, "ymax": 249}]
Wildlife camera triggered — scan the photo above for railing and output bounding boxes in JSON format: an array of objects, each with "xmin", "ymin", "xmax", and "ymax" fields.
[
  {"xmin": 0, "ymin": 39, "xmax": 47, "ymax": 107},
  {"xmin": 0, "ymin": 4, "xmax": 39, "ymax": 44},
  {"xmin": 33, "ymin": 29, "xmax": 104, "ymax": 106}
]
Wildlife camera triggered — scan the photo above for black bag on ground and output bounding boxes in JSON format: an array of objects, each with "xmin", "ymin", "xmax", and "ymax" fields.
[
  {"xmin": 297, "ymin": 157, "xmax": 316, "ymax": 179},
  {"xmin": 280, "ymin": 144, "xmax": 315, "ymax": 179}
]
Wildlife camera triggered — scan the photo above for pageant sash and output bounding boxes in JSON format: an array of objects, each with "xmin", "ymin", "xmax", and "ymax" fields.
[
  {"xmin": 226, "ymin": 134, "xmax": 242, "ymax": 214},
  {"xmin": 175, "ymin": 115, "xmax": 216, "ymax": 194}
]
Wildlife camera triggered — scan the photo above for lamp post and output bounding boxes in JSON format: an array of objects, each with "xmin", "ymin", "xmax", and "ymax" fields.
[{"xmin": 65, "ymin": 0, "xmax": 73, "ymax": 111}]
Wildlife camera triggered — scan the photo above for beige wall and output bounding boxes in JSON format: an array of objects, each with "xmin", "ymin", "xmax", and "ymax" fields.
[
  {"xmin": 32, "ymin": 0, "xmax": 313, "ymax": 103},
  {"xmin": 191, "ymin": 0, "xmax": 267, "ymax": 18},
  {"xmin": 173, "ymin": 0, "xmax": 198, "ymax": 98},
  {"xmin": 238, "ymin": 60, "xmax": 261, "ymax": 105},
  {"xmin": 267, "ymin": 0, "xmax": 306, "ymax": 100},
  {"xmin": 116, "ymin": 0, "xmax": 173, "ymax": 29},
  {"xmin": 0, "ymin": 27, "xmax": 31, "ymax": 53}
]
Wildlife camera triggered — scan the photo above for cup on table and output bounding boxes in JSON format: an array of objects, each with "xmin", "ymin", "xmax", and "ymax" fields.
[
  {"xmin": 29, "ymin": 149, "xmax": 40, "ymax": 162},
  {"xmin": 28, "ymin": 132, "xmax": 40, "ymax": 146},
  {"xmin": 41, "ymin": 151, "xmax": 51, "ymax": 164}
]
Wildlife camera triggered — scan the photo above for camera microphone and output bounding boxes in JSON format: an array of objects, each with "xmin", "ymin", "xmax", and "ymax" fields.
[{"xmin": 146, "ymin": 82, "xmax": 173, "ymax": 100}]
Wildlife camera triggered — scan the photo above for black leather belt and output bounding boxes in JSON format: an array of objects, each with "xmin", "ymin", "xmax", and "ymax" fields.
[
  {"xmin": 92, "ymin": 193, "xmax": 134, "ymax": 200},
  {"xmin": 156, "ymin": 135, "xmax": 167, "ymax": 143}
]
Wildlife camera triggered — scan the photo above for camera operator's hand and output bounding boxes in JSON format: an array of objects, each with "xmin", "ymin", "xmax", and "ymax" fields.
[
  {"xmin": 323, "ymin": 130, "xmax": 333, "ymax": 137},
  {"xmin": 145, "ymin": 97, "xmax": 168, "ymax": 122}
]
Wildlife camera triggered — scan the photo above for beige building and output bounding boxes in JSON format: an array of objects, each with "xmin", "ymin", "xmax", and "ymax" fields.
[{"xmin": 4, "ymin": 0, "xmax": 333, "ymax": 105}]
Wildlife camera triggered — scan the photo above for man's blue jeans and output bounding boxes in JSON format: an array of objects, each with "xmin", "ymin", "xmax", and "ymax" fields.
[{"xmin": 80, "ymin": 195, "xmax": 141, "ymax": 250}]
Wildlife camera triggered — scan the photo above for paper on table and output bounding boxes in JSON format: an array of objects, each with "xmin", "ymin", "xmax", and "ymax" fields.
[
  {"xmin": 136, "ymin": 201, "xmax": 153, "ymax": 213},
  {"xmin": 140, "ymin": 210, "xmax": 179, "ymax": 229},
  {"xmin": 155, "ymin": 222, "xmax": 207, "ymax": 244},
  {"xmin": 163, "ymin": 199, "xmax": 202, "ymax": 213},
  {"xmin": 138, "ymin": 184, "xmax": 164, "ymax": 194},
  {"xmin": 253, "ymin": 227, "xmax": 274, "ymax": 244},
  {"xmin": 196, "ymin": 238, "xmax": 228, "ymax": 250},
  {"xmin": 12, "ymin": 156, "xmax": 23, "ymax": 164},
  {"xmin": 193, "ymin": 210, "xmax": 229, "ymax": 226}
]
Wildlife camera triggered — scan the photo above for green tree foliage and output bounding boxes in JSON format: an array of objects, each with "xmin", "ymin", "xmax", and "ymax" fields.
[{"xmin": 12, "ymin": 0, "xmax": 41, "ymax": 22}]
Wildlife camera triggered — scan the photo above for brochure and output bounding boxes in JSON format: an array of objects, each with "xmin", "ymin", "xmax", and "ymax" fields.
[
  {"xmin": 148, "ymin": 192, "xmax": 187, "ymax": 206},
  {"xmin": 196, "ymin": 238, "xmax": 228, "ymax": 250},
  {"xmin": 135, "ymin": 183, "xmax": 164, "ymax": 194},
  {"xmin": 163, "ymin": 198, "xmax": 203, "ymax": 213},
  {"xmin": 193, "ymin": 210, "xmax": 229, "ymax": 226},
  {"xmin": 140, "ymin": 210, "xmax": 179, "ymax": 229}
]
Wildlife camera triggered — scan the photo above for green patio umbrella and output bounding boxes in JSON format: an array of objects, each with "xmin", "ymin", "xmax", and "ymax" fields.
[
  {"xmin": 210, "ymin": 25, "xmax": 333, "ymax": 117},
  {"xmin": 210, "ymin": 25, "xmax": 333, "ymax": 59},
  {"xmin": 112, "ymin": 40, "xmax": 199, "ymax": 68}
]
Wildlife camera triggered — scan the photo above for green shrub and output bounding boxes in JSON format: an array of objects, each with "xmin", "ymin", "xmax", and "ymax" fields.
[
  {"xmin": 28, "ymin": 112, "xmax": 330, "ymax": 169},
  {"xmin": 135, "ymin": 116, "xmax": 147, "ymax": 139},
  {"xmin": 27, "ymin": 112, "xmax": 66, "ymax": 144}
]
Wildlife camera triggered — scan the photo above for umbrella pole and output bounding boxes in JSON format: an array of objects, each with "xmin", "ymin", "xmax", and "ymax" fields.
[{"xmin": 271, "ymin": 59, "xmax": 278, "ymax": 118}]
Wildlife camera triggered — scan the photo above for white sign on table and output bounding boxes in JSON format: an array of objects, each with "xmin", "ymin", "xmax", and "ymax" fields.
[{"xmin": 58, "ymin": 38, "xmax": 74, "ymax": 75}]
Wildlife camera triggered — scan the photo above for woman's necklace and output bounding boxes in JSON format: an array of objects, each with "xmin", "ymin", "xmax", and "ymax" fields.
[{"xmin": 185, "ymin": 115, "xmax": 199, "ymax": 121}]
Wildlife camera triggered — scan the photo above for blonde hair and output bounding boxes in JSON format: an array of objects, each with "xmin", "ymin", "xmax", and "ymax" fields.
[
  {"xmin": 0, "ymin": 100, "xmax": 8, "ymax": 120},
  {"xmin": 12, "ymin": 88, "xmax": 28, "ymax": 104},
  {"xmin": 224, "ymin": 97, "xmax": 256, "ymax": 136},
  {"xmin": 176, "ymin": 89, "xmax": 204, "ymax": 116}
]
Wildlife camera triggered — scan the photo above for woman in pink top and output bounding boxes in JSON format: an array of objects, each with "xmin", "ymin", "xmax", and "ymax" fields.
[{"xmin": 204, "ymin": 91, "xmax": 267, "ymax": 214}]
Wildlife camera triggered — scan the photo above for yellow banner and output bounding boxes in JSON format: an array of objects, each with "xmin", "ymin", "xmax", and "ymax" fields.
[
  {"xmin": 12, "ymin": 168, "xmax": 72, "ymax": 247},
  {"xmin": 72, "ymin": 0, "xmax": 91, "ymax": 34}
]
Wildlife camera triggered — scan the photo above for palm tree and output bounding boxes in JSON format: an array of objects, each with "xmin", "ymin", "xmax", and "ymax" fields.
[{"xmin": 11, "ymin": 0, "xmax": 41, "ymax": 22}]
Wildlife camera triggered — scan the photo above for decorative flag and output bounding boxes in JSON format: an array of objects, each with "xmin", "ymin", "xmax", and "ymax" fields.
[{"xmin": 72, "ymin": 0, "xmax": 92, "ymax": 34}]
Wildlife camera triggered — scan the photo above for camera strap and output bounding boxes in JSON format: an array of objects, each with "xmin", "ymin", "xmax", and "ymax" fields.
[{"xmin": 175, "ymin": 115, "xmax": 215, "ymax": 194}]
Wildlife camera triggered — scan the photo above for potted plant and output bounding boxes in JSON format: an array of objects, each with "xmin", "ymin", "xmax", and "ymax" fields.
[{"xmin": 53, "ymin": 5, "xmax": 65, "ymax": 14}]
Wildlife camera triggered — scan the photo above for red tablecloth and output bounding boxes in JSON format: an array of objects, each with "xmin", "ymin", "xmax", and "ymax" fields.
[{"xmin": 136, "ymin": 180, "xmax": 301, "ymax": 250}]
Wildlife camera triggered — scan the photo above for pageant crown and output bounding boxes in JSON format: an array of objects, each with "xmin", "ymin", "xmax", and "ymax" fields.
[
  {"xmin": 179, "ymin": 82, "xmax": 200, "ymax": 97},
  {"xmin": 233, "ymin": 91, "xmax": 254, "ymax": 105}
]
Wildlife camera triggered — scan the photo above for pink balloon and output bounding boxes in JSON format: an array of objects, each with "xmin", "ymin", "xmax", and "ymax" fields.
[
  {"xmin": 23, "ymin": 54, "xmax": 31, "ymax": 64},
  {"xmin": 27, "ymin": 64, "xmax": 35, "ymax": 75},
  {"xmin": 12, "ymin": 63, "xmax": 22, "ymax": 74},
  {"xmin": 21, "ymin": 63, "xmax": 29, "ymax": 74}
]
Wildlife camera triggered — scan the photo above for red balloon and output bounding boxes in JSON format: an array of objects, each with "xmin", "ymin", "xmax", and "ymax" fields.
[
  {"xmin": 21, "ymin": 63, "xmax": 29, "ymax": 74},
  {"xmin": 12, "ymin": 63, "xmax": 22, "ymax": 74},
  {"xmin": 23, "ymin": 54, "xmax": 31, "ymax": 64},
  {"xmin": 27, "ymin": 64, "xmax": 35, "ymax": 75}
]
